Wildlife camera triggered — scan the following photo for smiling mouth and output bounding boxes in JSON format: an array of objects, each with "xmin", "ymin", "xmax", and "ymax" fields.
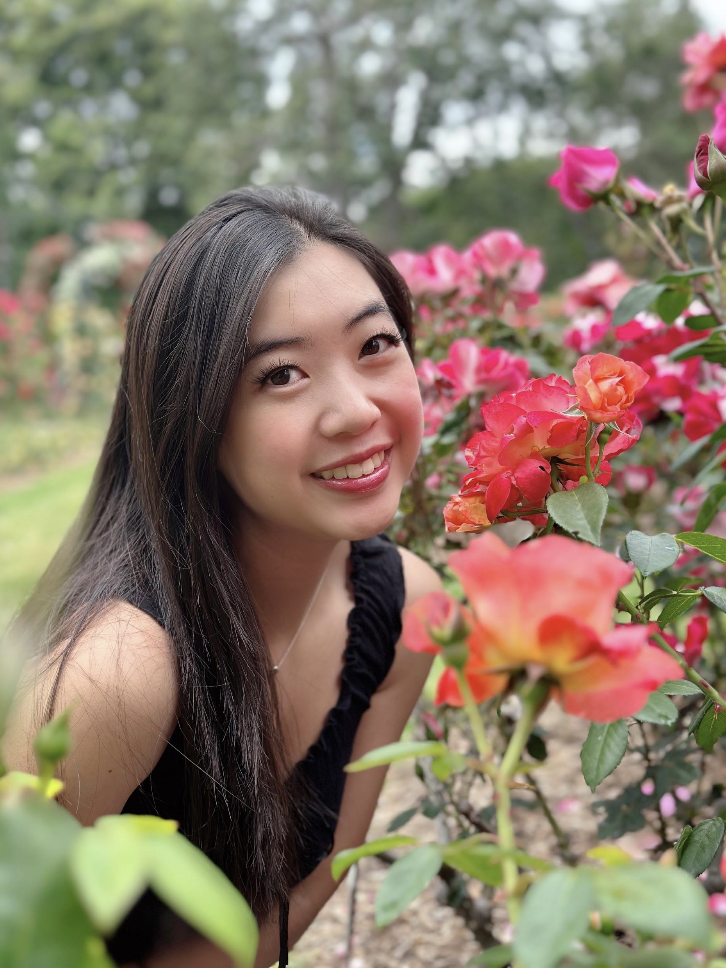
[{"xmin": 311, "ymin": 447, "xmax": 388, "ymax": 480}]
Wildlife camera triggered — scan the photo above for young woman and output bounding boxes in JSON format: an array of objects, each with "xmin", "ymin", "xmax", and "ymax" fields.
[{"xmin": 2, "ymin": 185, "xmax": 442, "ymax": 967}]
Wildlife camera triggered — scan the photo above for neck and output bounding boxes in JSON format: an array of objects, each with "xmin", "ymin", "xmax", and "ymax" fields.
[{"xmin": 231, "ymin": 512, "xmax": 347, "ymax": 643}]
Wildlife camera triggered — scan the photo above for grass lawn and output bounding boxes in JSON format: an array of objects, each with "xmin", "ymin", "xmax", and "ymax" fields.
[{"xmin": 0, "ymin": 459, "xmax": 96, "ymax": 632}]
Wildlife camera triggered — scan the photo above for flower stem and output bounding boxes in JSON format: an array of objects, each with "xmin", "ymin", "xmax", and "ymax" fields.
[
  {"xmin": 456, "ymin": 671, "xmax": 492, "ymax": 761},
  {"xmin": 585, "ymin": 423, "xmax": 596, "ymax": 484},
  {"xmin": 495, "ymin": 679, "xmax": 551, "ymax": 922},
  {"xmin": 616, "ymin": 590, "xmax": 726, "ymax": 706}
]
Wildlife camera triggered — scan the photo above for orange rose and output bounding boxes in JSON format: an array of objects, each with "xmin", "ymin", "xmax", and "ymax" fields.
[
  {"xmin": 442, "ymin": 492, "xmax": 492, "ymax": 533},
  {"xmin": 573, "ymin": 352, "xmax": 649, "ymax": 423}
]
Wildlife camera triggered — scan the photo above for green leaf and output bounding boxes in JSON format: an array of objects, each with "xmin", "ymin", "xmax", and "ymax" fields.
[
  {"xmin": 695, "ymin": 702, "xmax": 726, "ymax": 753},
  {"xmin": 633, "ymin": 692, "xmax": 679, "ymax": 726},
  {"xmin": 639, "ymin": 588, "xmax": 676, "ymax": 615},
  {"xmin": 678, "ymin": 817, "xmax": 725, "ymax": 877},
  {"xmin": 657, "ymin": 266, "xmax": 716, "ymax": 282},
  {"xmin": 146, "ymin": 833, "xmax": 258, "ymax": 967},
  {"xmin": 592, "ymin": 863, "xmax": 711, "ymax": 947},
  {"xmin": 685, "ymin": 313, "xmax": 718, "ymax": 331},
  {"xmin": 659, "ymin": 680, "xmax": 703, "ymax": 696},
  {"xmin": 466, "ymin": 945, "xmax": 514, "ymax": 967},
  {"xmin": 704, "ymin": 585, "xmax": 726, "ymax": 613},
  {"xmin": 612, "ymin": 283, "xmax": 667, "ymax": 328},
  {"xmin": 655, "ymin": 287, "xmax": 691, "ymax": 324},
  {"xmin": 688, "ymin": 698, "xmax": 713, "ymax": 736},
  {"xmin": 580, "ymin": 720, "xmax": 628, "ymax": 792},
  {"xmin": 345, "ymin": 740, "xmax": 447, "ymax": 772},
  {"xmin": 674, "ymin": 825, "xmax": 693, "ymax": 861},
  {"xmin": 513, "ymin": 867, "xmax": 595, "ymax": 968},
  {"xmin": 671, "ymin": 330, "xmax": 726, "ymax": 364},
  {"xmin": 625, "ymin": 531, "xmax": 680, "ymax": 576},
  {"xmin": 676, "ymin": 531, "xmax": 726, "ymax": 563},
  {"xmin": 387, "ymin": 808, "xmax": 418, "ymax": 833},
  {"xmin": 619, "ymin": 951, "xmax": 699, "ymax": 967},
  {"xmin": 695, "ymin": 483, "xmax": 726, "ymax": 532},
  {"xmin": 374, "ymin": 844, "xmax": 443, "ymax": 927},
  {"xmin": 330, "ymin": 835, "xmax": 418, "ymax": 882},
  {"xmin": 546, "ymin": 484, "xmax": 608, "ymax": 545},
  {"xmin": 69, "ymin": 822, "xmax": 148, "ymax": 934},
  {"xmin": 657, "ymin": 592, "xmax": 701, "ymax": 629},
  {"xmin": 443, "ymin": 842, "xmax": 504, "ymax": 886},
  {"xmin": 0, "ymin": 795, "xmax": 97, "ymax": 968},
  {"xmin": 430, "ymin": 750, "xmax": 467, "ymax": 782}
]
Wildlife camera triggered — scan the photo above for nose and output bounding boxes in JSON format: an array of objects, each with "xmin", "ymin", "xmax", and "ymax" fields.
[{"xmin": 318, "ymin": 372, "xmax": 383, "ymax": 439}]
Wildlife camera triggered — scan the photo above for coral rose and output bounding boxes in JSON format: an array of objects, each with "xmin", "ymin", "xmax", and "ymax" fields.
[
  {"xmin": 549, "ymin": 146, "xmax": 619, "ymax": 212},
  {"xmin": 573, "ymin": 353, "xmax": 649, "ymax": 422},
  {"xmin": 402, "ymin": 533, "xmax": 683, "ymax": 721}
]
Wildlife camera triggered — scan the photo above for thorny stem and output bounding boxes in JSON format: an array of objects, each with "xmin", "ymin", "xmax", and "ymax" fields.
[
  {"xmin": 495, "ymin": 679, "xmax": 551, "ymax": 923},
  {"xmin": 616, "ymin": 590, "xmax": 726, "ymax": 706}
]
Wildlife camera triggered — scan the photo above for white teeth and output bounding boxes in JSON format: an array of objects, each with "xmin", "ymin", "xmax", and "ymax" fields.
[{"xmin": 314, "ymin": 449, "xmax": 386, "ymax": 480}]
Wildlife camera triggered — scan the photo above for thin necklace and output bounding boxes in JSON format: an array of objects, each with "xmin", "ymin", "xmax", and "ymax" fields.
[{"xmin": 271, "ymin": 556, "xmax": 332, "ymax": 674}]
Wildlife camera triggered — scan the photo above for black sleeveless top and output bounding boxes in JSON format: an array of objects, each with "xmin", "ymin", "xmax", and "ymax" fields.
[{"xmin": 104, "ymin": 532, "xmax": 405, "ymax": 967}]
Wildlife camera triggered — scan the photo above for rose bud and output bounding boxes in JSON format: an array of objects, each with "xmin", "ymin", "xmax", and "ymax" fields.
[{"xmin": 693, "ymin": 134, "xmax": 726, "ymax": 200}]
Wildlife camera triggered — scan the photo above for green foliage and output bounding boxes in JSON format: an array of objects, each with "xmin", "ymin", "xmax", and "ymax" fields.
[
  {"xmin": 374, "ymin": 844, "xmax": 443, "ymax": 927},
  {"xmin": 330, "ymin": 835, "xmax": 418, "ymax": 882},
  {"xmin": 514, "ymin": 868, "xmax": 595, "ymax": 968},
  {"xmin": 633, "ymin": 692, "xmax": 679, "ymax": 727},
  {"xmin": 546, "ymin": 484, "xmax": 608, "ymax": 545},
  {"xmin": 676, "ymin": 818, "xmax": 724, "ymax": 877},
  {"xmin": 625, "ymin": 530, "xmax": 680, "ymax": 576},
  {"xmin": 581, "ymin": 720, "xmax": 629, "ymax": 792}
]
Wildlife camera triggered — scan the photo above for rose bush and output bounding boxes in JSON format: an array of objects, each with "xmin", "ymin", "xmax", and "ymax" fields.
[{"xmin": 332, "ymin": 30, "xmax": 726, "ymax": 968}]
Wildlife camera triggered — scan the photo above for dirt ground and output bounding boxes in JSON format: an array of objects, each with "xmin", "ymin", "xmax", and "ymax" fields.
[{"xmin": 291, "ymin": 704, "xmax": 711, "ymax": 968}]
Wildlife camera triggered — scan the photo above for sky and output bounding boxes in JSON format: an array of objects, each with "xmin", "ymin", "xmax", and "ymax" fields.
[{"xmin": 693, "ymin": 0, "xmax": 726, "ymax": 30}]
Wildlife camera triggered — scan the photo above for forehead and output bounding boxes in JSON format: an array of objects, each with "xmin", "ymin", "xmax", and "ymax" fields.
[{"xmin": 248, "ymin": 242, "xmax": 382, "ymax": 338}]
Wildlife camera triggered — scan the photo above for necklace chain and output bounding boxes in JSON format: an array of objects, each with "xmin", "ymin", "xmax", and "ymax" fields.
[{"xmin": 271, "ymin": 557, "xmax": 331, "ymax": 674}]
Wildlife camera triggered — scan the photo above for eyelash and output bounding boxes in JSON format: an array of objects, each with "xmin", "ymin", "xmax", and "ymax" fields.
[{"xmin": 252, "ymin": 329, "xmax": 405, "ymax": 387}]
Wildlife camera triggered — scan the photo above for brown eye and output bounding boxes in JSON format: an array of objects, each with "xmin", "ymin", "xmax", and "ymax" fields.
[{"xmin": 269, "ymin": 367, "xmax": 293, "ymax": 386}]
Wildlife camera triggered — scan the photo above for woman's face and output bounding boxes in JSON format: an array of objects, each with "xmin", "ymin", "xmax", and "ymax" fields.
[{"xmin": 219, "ymin": 241, "xmax": 423, "ymax": 544}]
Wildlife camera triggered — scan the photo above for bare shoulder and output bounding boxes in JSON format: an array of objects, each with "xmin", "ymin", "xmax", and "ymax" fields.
[
  {"xmin": 2, "ymin": 600, "xmax": 178, "ymax": 826},
  {"xmin": 395, "ymin": 543, "xmax": 446, "ymax": 607}
]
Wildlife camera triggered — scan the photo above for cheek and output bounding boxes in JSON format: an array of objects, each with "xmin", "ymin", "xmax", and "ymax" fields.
[
  {"xmin": 389, "ymin": 366, "xmax": 424, "ymax": 452},
  {"xmin": 220, "ymin": 405, "xmax": 309, "ymax": 498}
]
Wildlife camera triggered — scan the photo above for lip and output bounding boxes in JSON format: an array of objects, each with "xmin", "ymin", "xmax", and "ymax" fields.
[
  {"xmin": 309, "ymin": 447, "xmax": 392, "ymax": 493},
  {"xmin": 311, "ymin": 443, "xmax": 393, "ymax": 475}
]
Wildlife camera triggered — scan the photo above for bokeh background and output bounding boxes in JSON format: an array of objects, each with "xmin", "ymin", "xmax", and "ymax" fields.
[{"xmin": 1, "ymin": 0, "xmax": 725, "ymax": 632}]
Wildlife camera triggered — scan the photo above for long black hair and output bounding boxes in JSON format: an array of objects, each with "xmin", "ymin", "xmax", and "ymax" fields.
[{"xmin": 11, "ymin": 184, "xmax": 416, "ymax": 925}]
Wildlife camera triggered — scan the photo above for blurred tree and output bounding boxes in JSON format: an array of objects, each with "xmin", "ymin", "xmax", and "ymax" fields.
[{"xmin": 0, "ymin": 0, "xmax": 707, "ymax": 290}]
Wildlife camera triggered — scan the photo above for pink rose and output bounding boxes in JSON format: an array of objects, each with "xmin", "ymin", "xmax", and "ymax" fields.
[
  {"xmin": 624, "ymin": 176, "xmax": 658, "ymax": 213},
  {"xmin": 713, "ymin": 101, "xmax": 726, "ymax": 153},
  {"xmin": 562, "ymin": 309, "xmax": 612, "ymax": 353},
  {"xmin": 681, "ymin": 32, "xmax": 726, "ymax": 112},
  {"xmin": 549, "ymin": 146, "xmax": 619, "ymax": 212},
  {"xmin": 563, "ymin": 260, "xmax": 637, "ymax": 316}
]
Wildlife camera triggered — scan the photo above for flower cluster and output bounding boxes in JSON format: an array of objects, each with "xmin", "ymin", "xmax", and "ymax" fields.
[
  {"xmin": 416, "ymin": 338, "xmax": 530, "ymax": 435},
  {"xmin": 442, "ymin": 354, "xmax": 647, "ymax": 532},
  {"xmin": 402, "ymin": 532, "xmax": 683, "ymax": 722},
  {"xmin": 389, "ymin": 229, "xmax": 545, "ymax": 330}
]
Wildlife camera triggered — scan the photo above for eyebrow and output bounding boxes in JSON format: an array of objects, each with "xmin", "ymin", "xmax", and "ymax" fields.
[{"xmin": 243, "ymin": 299, "xmax": 396, "ymax": 365}]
